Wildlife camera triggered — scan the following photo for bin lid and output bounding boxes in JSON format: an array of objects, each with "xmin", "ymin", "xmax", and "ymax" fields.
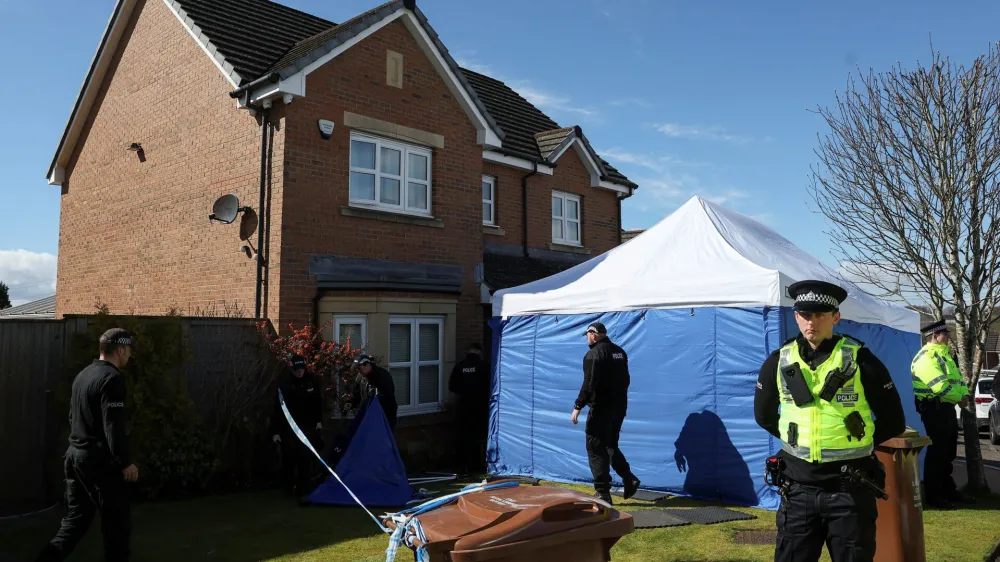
[
  {"xmin": 877, "ymin": 427, "xmax": 933, "ymax": 450},
  {"xmin": 392, "ymin": 484, "xmax": 633, "ymax": 557}
]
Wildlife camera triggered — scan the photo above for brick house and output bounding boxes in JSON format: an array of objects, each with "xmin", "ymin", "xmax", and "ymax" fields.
[{"xmin": 45, "ymin": 0, "xmax": 638, "ymax": 421}]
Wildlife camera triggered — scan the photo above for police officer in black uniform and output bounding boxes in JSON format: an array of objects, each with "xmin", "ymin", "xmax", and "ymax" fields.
[
  {"xmin": 571, "ymin": 322, "xmax": 641, "ymax": 504},
  {"xmin": 271, "ymin": 354, "xmax": 324, "ymax": 496},
  {"xmin": 36, "ymin": 328, "xmax": 138, "ymax": 562},
  {"xmin": 448, "ymin": 343, "xmax": 490, "ymax": 474},
  {"xmin": 754, "ymin": 280, "xmax": 907, "ymax": 562},
  {"xmin": 348, "ymin": 354, "xmax": 398, "ymax": 431}
]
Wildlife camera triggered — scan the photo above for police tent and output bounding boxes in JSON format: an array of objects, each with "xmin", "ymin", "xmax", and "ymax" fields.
[{"xmin": 486, "ymin": 195, "xmax": 924, "ymax": 511}]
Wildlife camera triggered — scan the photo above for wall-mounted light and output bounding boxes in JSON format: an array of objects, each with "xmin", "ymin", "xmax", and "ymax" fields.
[{"xmin": 126, "ymin": 142, "xmax": 145, "ymax": 162}]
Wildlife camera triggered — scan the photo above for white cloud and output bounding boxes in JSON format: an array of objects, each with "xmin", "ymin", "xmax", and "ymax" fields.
[
  {"xmin": 454, "ymin": 54, "xmax": 599, "ymax": 120},
  {"xmin": 610, "ymin": 98, "xmax": 653, "ymax": 108},
  {"xmin": 0, "ymin": 249, "xmax": 57, "ymax": 307},
  {"xmin": 508, "ymin": 83, "xmax": 599, "ymax": 119},
  {"xmin": 654, "ymin": 122, "xmax": 752, "ymax": 144},
  {"xmin": 601, "ymin": 148, "xmax": 758, "ymax": 220}
]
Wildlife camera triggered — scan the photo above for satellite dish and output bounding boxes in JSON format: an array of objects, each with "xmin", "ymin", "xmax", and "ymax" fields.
[
  {"xmin": 210, "ymin": 194, "xmax": 240, "ymax": 224},
  {"xmin": 239, "ymin": 208, "xmax": 259, "ymax": 241}
]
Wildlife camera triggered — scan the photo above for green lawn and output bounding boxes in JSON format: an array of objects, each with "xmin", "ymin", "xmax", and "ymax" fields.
[{"xmin": 1, "ymin": 481, "xmax": 997, "ymax": 562}]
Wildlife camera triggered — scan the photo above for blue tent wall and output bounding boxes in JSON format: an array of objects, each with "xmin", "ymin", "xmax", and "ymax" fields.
[
  {"xmin": 488, "ymin": 306, "xmax": 784, "ymax": 510},
  {"xmin": 487, "ymin": 306, "xmax": 923, "ymax": 511}
]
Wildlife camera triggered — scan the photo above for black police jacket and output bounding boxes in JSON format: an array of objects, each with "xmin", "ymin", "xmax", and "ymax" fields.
[
  {"xmin": 352, "ymin": 366, "xmax": 398, "ymax": 424},
  {"xmin": 67, "ymin": 359, "xmax": 131, "ymax": 469},
  {"xmin": 574, "ymin": 338, "xmax": 630, "ymax": 413},
  {"xmin": 448, "ymin": 353, "xmax": 490, "ymax": 414},
  {"xmin": 271, "ymin": 371, "xmax": 324, "ymax": 435}
]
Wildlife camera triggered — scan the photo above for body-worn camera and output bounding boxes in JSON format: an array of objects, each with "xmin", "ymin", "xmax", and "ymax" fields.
[
  {"xmin": 818, "ymin": 361, "xmax": 854, "ymax": 402},
  {"xmin": 764, "ymin": 455, "xmax": 786, "ymax": 488},
  {"xmin": 780, "ymin": 364, "xmax": 815, "ymax": 406}
]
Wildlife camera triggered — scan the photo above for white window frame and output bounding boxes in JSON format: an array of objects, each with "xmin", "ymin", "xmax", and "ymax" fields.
[
  {"xmin": 552, "ymin": 191, "xmax": 582, "ymax": 246},
  {"xmin": 333, "ymin": 315, "xmax": 368, "ymax": 349},
  {"xmin": 349, "ymin": 131, "xmax": 433, "ymax": 216},
  {"xmin": 482, "ymin": 175, "xmax": 496, "ymax": 226},
  {"xmin": 331, "ymin": 315, "xmax": 368, "ymax": 419},
  {"xmin": 388, "ymin": 316, "xmax": 445, "ymax": 415}
]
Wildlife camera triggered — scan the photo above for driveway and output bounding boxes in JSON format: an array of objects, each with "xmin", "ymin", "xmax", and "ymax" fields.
[{"xmin": 957, "ymin": 430, "xmax": 1000, "ymax": 466}]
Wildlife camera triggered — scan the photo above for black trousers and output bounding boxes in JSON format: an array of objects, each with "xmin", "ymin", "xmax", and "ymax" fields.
[
  {"xmin": 918, "ymin": 400, "xmax": 959, "ymax": 502},
  {"xmin": 774, "ymin": 480, "xmax": 878, "ymax": 562},
  {"xmin": 456, "ymin": 406, "xmax": 487, "ymax": 473},
  {"xmin": 279, "ymin": 430, "xmax": 320, "ymax": 494},
  {"xmin": 585, "ymin": 410, "xmax": 633, "ymax": 495},
  {"xmin": 36, "ymin": 451, "xmax": 132, "ymax": 562}
]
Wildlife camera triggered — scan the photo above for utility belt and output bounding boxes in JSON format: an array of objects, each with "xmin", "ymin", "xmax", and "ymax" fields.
[
  {"xmin": 915, "ymin": 396, "xmax": 947, "ymax": 413},
  {"xmin": 765, "ymin": 454, "xmax": 888, "ymax": 500}
]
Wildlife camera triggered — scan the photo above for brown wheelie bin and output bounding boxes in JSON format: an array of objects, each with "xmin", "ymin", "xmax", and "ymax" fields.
[
  {"xmin": 383, "ymin": 481, "xmax": 634, "ymax": 561},
  {"xmin": 873, "ymin": 428, "xmax": 932, "ymax": 562}
]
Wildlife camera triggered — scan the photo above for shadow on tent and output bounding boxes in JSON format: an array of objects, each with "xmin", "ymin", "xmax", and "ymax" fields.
[{"xmin": 673, "ymin": 410, "xmax": 758, "ymax": 506}]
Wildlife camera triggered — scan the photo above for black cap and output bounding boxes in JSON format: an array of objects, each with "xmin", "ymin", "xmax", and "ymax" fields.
[
  {"xmin": 100, "ymin": 328, "xmax": 137, "ymax": 350},
  {"xmin": 290, "ymin": 354, "xmax": 306, "ymax": 370},
  {"xmin": 921, "ymin": 319, "xmax": 948, "ymax": 336},
  {"xmin": 585, "ymin": 322, "xmax": 607, "ymax": 335},
  {"xmin": 353, "ymin": 353, "xmax": 373, "ymax": 367},
  {"xmin": 787, "ymin": 280, "xmax": 848, "ymax": 313}
]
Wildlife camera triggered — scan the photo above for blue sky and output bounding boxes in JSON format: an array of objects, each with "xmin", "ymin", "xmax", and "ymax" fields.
[{"xmin": 1, "ymin": 0, "xmax": 999, "ymax": 305}]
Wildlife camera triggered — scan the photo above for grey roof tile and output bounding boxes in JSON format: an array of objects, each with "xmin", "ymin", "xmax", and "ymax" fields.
[
  {"xmin": 0, "ymin": 295, "xmax": 56, "ymax": 318},
  {"xmin": 167, "ymin": 0, "xmax": 634, "ymax": 188}
]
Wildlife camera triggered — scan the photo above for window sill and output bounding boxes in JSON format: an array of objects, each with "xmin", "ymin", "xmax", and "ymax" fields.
[
  {"xmin": 397, "ymin": 406, "xmax": 452, "ymax": 427},
  {"xmin": 341, "ymin": 205, "xmax": 444, "ymax": 228},
  {"xmin": 549, "ymin": 243, "xmax": 590, "ymax": 255},
  {"xmin": 483, "ymin": 225, "xmax": 506, "ymax": 236}
]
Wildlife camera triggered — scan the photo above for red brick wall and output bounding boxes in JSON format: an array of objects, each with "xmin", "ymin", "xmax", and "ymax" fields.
[
  {"xmin": 55, "ymin": 0, "xmax": 282, "ymax": 319},
  {"xmin": 279, "ymin": 20, "xmax": 483, "ymax": 346},
  {"xmin": 483, "ymin": 147, "xmax": 621, "ymax": 255}
]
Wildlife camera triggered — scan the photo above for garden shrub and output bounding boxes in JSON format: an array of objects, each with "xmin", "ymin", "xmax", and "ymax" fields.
[
  {"xmin": 59, "ymin": 304, "xmax": 215, "ymax": 500},
  {"xmin": 257, "ymin": 320, "xmax": 379, "ymax": 417}
]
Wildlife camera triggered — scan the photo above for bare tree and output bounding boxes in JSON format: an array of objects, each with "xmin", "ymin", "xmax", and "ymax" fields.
[{"xmin": 809, "ymin": 40, "xmax": 1000, "ymax": 494}]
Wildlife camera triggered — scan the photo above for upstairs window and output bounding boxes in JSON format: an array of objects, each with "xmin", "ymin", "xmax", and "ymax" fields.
[
  {"xmin": 349, "ymin": 132, "xmax": 432, "ymax": 215},
  {"xmin": 552, "ymin": 191, "xmax": 581, "ymax": 245},
  {"xmin": 483, "ymin": 175, "xmax": 496, "ymax": 225}
]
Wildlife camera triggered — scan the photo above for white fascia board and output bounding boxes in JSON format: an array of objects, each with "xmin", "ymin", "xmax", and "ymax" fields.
[
  {"xmin": 244, "ymin": 10, "xmax": 404, "ymax": 106},
  {"xmin": 245, "ymin": 9, "xmax": 503, "ymax": 149},
  {"xmin": 570, "ymin": 141, "xmax": 604, "ymax": 181},
  {"xmin": 482, "ymin": 150, "xmax": 554, "ymax": 175},
  {"xmin": 48, "ymin": 167, "xmax": 66, "ymax": 186},
  {"xmin": 46, "ymin": 0, "xmax": 138, "ymax": 185},
  {"xmin": 597, "ymin": 180, "xmax": 632, "ymax": 194},
  {"xmin": 248, "ymin": 73, "xmax": 305, "ymax": 105},
  {"xmin": 163, "ymin": 0, "xmax": 239, "ymax": 89},
  {"xmin": 547, "ymin": 135, "xmax": 576, "ymax": 163},
  {"xmin": 400, "ymin": 12, "xmax": 502, "ymax": 148}
]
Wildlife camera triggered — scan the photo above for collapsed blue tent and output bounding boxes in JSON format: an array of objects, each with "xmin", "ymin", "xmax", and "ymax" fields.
[
  {"xmin": 306, "ymin": 396, "xmax": 414, "ymax": 507},
  {"xmin": 487, "ymin": 196, "xmax": 925, "ymax": 511}
]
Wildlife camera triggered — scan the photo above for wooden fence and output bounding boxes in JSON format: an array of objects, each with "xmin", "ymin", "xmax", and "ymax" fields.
[
  {"xmin": 0, "ymin": 316, "xmax": 267, "ymax": 516},
  {"xmin": 0, "ymin": 320, "xmax": 69, "ymax": 516}
]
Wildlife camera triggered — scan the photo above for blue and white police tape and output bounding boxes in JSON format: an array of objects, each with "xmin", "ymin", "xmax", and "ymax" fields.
[
  {"xmin": 383, "ymin": 480, "xmax": 520, "ymax": 561},
  {"xmin": 278, "ymin": 390, "xmax": 521, "ymax": 561},
  {"xmin": 278, "ymin": 390, "xmax": 389, "ymax": 533}
]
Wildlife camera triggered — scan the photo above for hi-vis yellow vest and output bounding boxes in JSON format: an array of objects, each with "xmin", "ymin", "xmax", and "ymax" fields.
[
  {"xmin": 776, "ymin": 336, "xmax": 875, "ymax": 463},
  {"xmin": 911, "ymin": 342, "xmax": 967, "ymax": 404}
]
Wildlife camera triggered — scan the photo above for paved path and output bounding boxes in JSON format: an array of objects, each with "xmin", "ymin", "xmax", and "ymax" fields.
[
  {"xmin": 952, "ymin": 457, "xmax": 1000, "ymax": 491},
  {"xmin": 957, "ymin": 431, "xmax": 1000, "ymax": 465}
]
